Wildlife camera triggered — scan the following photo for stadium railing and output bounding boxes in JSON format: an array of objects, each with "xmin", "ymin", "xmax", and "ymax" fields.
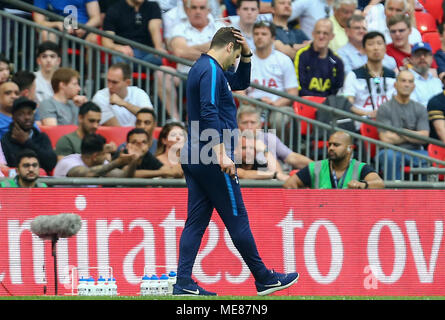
[{"xmin": 3, "ymin": 0, "xmax": 445, "ymax": 184}]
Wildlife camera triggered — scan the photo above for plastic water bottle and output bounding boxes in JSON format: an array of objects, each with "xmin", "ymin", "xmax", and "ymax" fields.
[
  {"xmin": 168, "ymin": 271, "xmax": 177, "ymax": 295},
  {"xmin": 159, "ymin": 274, "xmax": 169, "ymax": 296},
  {"xmin": 148, "ymin": 275, "xmax": 160, "ymax": 296},
  {"xmin": 86, "ymin": 277, "xmax": 95, "ymax": 296},
  {"xmin": 77, "ymin": 277, "xmax": 88, "ymax": 296},
  {"xmin": 108, "ymin": 278, "xmax": 117, "ymax": 296},
  {"xmin": 96, "ymin": 276, "xmax": 106, "ymax": 296},
  {"xmin": 140, "ymin": 275, "xmax": 150, "ymax": 296}
]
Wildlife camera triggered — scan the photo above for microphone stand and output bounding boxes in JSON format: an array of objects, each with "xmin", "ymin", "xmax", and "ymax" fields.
[{"xmin": 51, "ymin": 235, "xmax": 59, "ymax": 296}]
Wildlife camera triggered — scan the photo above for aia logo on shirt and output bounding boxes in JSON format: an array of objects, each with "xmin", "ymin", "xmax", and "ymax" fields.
[
  {"xmin": 363, "ymin": 95, "xmax": 388, "ymax": 110},
  {"xmin": 253, "ymin": 78, "xmax": 278, "ymax": 88}
]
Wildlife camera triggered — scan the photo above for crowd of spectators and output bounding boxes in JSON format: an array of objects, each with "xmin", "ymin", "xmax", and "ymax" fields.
[{"xmin": 0, "ymin": 0, "xmax": 444, "ymax": 187}]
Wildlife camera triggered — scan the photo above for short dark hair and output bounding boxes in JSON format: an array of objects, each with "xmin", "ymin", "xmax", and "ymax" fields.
[
  {"xmin": 79, "ymin": 101, "xmax": 101, "ymax": 116},
  {"xmin": 11, "ymin": 71, "xmax": 36, "ymax": 92},
  {"xmin": 36, "ymin": 41, "xmax": 61, "ymax": 57},
  {"xmin": 16, "ymin": 149, "xmax": 39, "ymax": 166},
  {"xmin": 362, "ymin": 31, "xmax": 386, "ymax": 48},
  {"xmin": 136, "ymin": 108, "xmax": 157, "ymax": 122},
  {"xmin": 237, "ymin": 0, "xmax": 259, "ymax": 9},
  {"xmin": 253, "ymin": 21, "xmax": 276, "ymax": 37},
  {"xmin": 346, "ymin": 14, "xmax": 365, "ymax": 28},
  {"xmin": 210, "ymin": 27, "xmax": 243, "ymax": 51},
  {"xmin": 126, "ymin": 127, "xmax": 150, "ymax": 143},
  {"xmin": 109, "ymin": 62, "xmax": 132, "ymax": 80},
  {"xmin": 387, "ymin": 13, "xmax": 411, "ymax": 29},
  {"xmin": 81, "ymin": 134, "xmax": 106, "ymax": 155},
  {"xmin": 0, "ymin": 53, "xmax": 10, "ymax": 66}
]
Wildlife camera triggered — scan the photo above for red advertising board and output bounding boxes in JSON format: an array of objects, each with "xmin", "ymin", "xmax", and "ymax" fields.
[{"xmin": 0, "ymin": 188, "xmax": 444, "ymax": 296}]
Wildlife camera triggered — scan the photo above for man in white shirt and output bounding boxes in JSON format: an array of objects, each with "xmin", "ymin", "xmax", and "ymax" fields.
[
  {"xmin": 228, "ymin": 0, "xmax": 261, "ymax": 50},
  {"xmin": 343, "ymin": 31, "xmax": 397, "ymax": 130},
  {"xmin": 243, "ymin": 21, "xmax": 299, "ymax": 137},
  {"xmin": 92, "ymin": 62, "xmax": 153, "ymax": 126},
  {"xmin": 409, "ymin": 42, "xmax": 443, "ymax": 108},
  {"xmin": 34, "ymin": 41, "xmax": 61, "ymax": 105},
  {"xmin": 158, "ymin": 0, "xmax": 226, "ymax": 121},
  {"xmin": 365, "ymin": 0, "xmax": 422, "ymax": 45},
  {"xmin": 289, "ymin": 0, "xmax": 334, "ymax": 40},
  {"xmin": 338, "ymin": 14, "xmax": 397, "ymax": 74}
]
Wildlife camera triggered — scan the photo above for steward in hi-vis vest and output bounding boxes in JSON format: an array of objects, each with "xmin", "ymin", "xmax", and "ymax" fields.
[{"xmin": 283, "ymin": 131, "xmax": 385, "ymax": 189}]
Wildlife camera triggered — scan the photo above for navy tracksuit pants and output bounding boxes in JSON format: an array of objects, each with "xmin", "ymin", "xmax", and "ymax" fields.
[{"xmin": 176, "ymin": 163, "xmax": 270, "ymax": 284}]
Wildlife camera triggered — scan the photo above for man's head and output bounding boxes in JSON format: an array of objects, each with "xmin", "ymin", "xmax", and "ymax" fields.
[
  {"xmin": 385, "ymin": 0, "xmax": 408, "ymax": 24},
  {"xmin": 135, "ymin": 108, "xmax": 157, "ymax": 137},
  {"xmin": 51, "ymin": 67, "xmax": 80, "ymax": 98},
  {"xmin": 12, "ymin": 97, "xmax": 37, "ymax": 132},
  {"xmin": 12, "ymin": 71, "xmax": 37, "ymax": 102},
  {"xmin": 36, "ymin": 41, "xmax": 61, "ymax": 75},
  {"xmin": 253, "ymin": 21, "xmax": 276, "ymax": 51},
  {"xmin": 394, "ymin": 69, "xmax": 415, "ymax": 98},
  {"xmin": 78, "ymin": 102, "xmax": 102, "ymax": 136},
  {"xmin": 0, "ymin": 81, "xmax": 19, "ymax": 114},
  {"xmin": 345, "ymin": 14, "xmax": 367, "ymax": 44},
  {"xmin": 81, "ymin": 134, "xmax": 107, "ymax": 166},
  {"xmin": 363, "ymin": 31, "xmax": 386, "ymax": 63},
  {"xmin": 185, "ymin": 0, "xmax": 210, "ymax": 29},
  {"xmin": 333, "ymin": 0, "xmax": 357, "ymax": 28},
  {"xmin": 410, "ymin": 42, "xmax": 433, "ymax": 76},
  {"xmin": 107, "ymin": 62, "xmax": 132, "ymax": 96},
  {"xmin": 237, "ymin": 0, "xmax": 259, "ymax": 26},
  {"xmin": 237, "ymin": 104, "xmax": 261, "ymax": 132},
  {"xmin": 209, "ymin": 27, "xmax": 243, "ymax": 70},
  {"xmin": 16, "ymin": 149, "xmax": 40, "ymax": 185},
  {"xmin": 126, "ymin": 128, "xmax": 150, "ymax": 155},
  {"xmin": 271, "ymin": 0, "xmax": 293, "ymax": 20},
  {"xmin": 387, "ymin": 14, "xmax": 411, "ymax": 49},
  {"xmin": 0, "ymin": 54, "xmax": 11, "ymax": 84},
  {"xmin": 312, "ymin": 19, "xmax": 335, "ymax": 52},
  {"xmin": 328, "ymin": 131, "xmax": 353, "ymax": 162}
]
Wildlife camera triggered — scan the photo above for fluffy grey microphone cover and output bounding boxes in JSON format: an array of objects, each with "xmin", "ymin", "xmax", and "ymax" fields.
[{"xmin": 31, "ymin": 214, "xmax": 82, "ymax": 239}]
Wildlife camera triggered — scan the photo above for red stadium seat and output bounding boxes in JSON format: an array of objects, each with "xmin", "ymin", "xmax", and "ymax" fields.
[
  {"xmin": 39, "ymin": 125, "xmax": 77, "ymax": 149},
  {"xmin": 428, "ymin": 144, "xmax": 445, "ymax": 180},
  {"xmin": 96, "ymin": 126, "xmax": 134, "ymax": 146},
  {"xmin": 422, "ymin": 31, "xmax": 442, "ymax": 53},
  {"xmin": 415, "ymin": 10, "xmax": 438, "ymax": 34},
  {"xmin": 418, "ymin": 0, "xmax": 444, "ymax": 24},
  {"xmin": 292, "ymin": 96, "xmax": 326, "ymax": 135},
  {"xmin": 152, "ymin": 126, "xmax": 162, "ymax": 140},
  {"xmin": 360, "ymin": 122, "xmax": 379, "ymax": 158}
]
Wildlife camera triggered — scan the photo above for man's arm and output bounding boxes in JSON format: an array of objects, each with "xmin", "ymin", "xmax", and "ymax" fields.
[
  {"xmin": 148, "ymin": 18, "xmax": 167, "ymax": 53},
  {"xmin": 347, "ymin": 172, "xmax": 385, "ymax": 189},
  {"xmin": 432, "ymin": 119, "xmax": 445, "ymax": 143},
  {"xmin": 67, "ymin": 154, "xmax": 135, "ymax": 177},
  {"xmin": 169, "ymin": 37, "xmax": 210, "ymax": 61},
  {"xmin": 283, "ymin": 173, "xmax": 306, "ymax": 188}
]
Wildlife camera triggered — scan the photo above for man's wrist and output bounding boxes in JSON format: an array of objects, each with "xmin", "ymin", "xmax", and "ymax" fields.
[
  {"xmin": 360, "ymin": 180, "xmax": 369, "ymax": 189},
  {"xmin": 241, "ymin": 51, "xmax": 253, "ymax": 57}
]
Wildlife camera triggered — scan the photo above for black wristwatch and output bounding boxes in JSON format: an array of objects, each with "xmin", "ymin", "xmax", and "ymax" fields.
[
  {"xmin": 360, "ymin": 180, "xmax": 369, "ymax": 189},
  {"xmin": 241, "ymin": 51, "xmax": 253, "ymax": 57},
  {"xmin": 273, "ymin": 172, "xmax": 278, "ymax": 179}
]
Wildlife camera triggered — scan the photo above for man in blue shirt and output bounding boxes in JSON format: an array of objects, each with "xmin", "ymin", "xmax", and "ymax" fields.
[
  {"xmin": 0, "ymin": 81, "xmax": 20, "ymax": 139},
  {"xmin": 174, "ymin": 27, "xmax": 299, "ymax": 296}
]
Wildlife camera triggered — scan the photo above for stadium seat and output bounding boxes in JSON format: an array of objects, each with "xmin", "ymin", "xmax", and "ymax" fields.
[
  {"xmin": 153, "ymin": 126, "xmax": 162, "ymax": 140},
  {"xmin": 96, "ymin": 126, "xmax": 133, "ymax": 146},
  {"xmin": 422, "ymin": 31, "xmax": 442, "ymax": 53},
  {"xmin": 39, "ymin": 125, "xmax": 77, "ymax": 149},
  {"xmin": 418, "ymin": 0, "xmax": 444, "ymax": 24},
  {"xmin": 292, "ymin": 96, "xmax": 326, "ymax": 135},
  {"xmin": 415, "ymin": 10, "xmax": 438, "ymax": 34},
  {"xmin": 427, "ymin": 143, "xmax": 445, "ymax": 180},
  {"xmin": 360, "ymin": 122, "xmax": 379, "ymax": 158}
]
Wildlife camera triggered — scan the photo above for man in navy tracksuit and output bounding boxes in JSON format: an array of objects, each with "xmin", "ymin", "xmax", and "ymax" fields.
[{"xmin": 173, "ymin": 27, "xmax": 299, "ymax": 296}]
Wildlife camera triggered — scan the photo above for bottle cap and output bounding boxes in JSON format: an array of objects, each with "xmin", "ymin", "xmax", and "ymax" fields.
[
  {"xmin": 160, "ymin": 274, "xmax": 168, "ymax": 280},
  {"xmin": 142, "ymin": 275, "xmax": 150, "ymax": 281},
  {"xmin": 168, "ymin": 271, "xmax": 177, "ymax": 277},
  {"xmin": 150, "ymin": 275, "xmax": 159, "ymax": 280}
]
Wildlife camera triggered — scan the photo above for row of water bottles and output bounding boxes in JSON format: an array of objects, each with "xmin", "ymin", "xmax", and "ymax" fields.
[
  {"xmin": 78, "ymin": 276, "xmax": 118, "ymax": 296},
  {"xmin": 140, "ymin": 271, "xmax": 176, "ymax": 296}
]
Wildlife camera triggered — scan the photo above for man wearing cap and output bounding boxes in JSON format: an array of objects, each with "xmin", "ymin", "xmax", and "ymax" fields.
[
  {"xmin": 409, "ymin": 42, "xmax": 443, "ymax": 108},
  {"xmin": 0, "ymin": 97, "xmax": 57, "ymax": 174}
]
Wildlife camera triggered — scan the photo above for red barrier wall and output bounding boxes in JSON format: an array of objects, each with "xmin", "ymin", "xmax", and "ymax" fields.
[{"xmin": 0, "ymin": 188, "xmax": 444, "ymax": 296}]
